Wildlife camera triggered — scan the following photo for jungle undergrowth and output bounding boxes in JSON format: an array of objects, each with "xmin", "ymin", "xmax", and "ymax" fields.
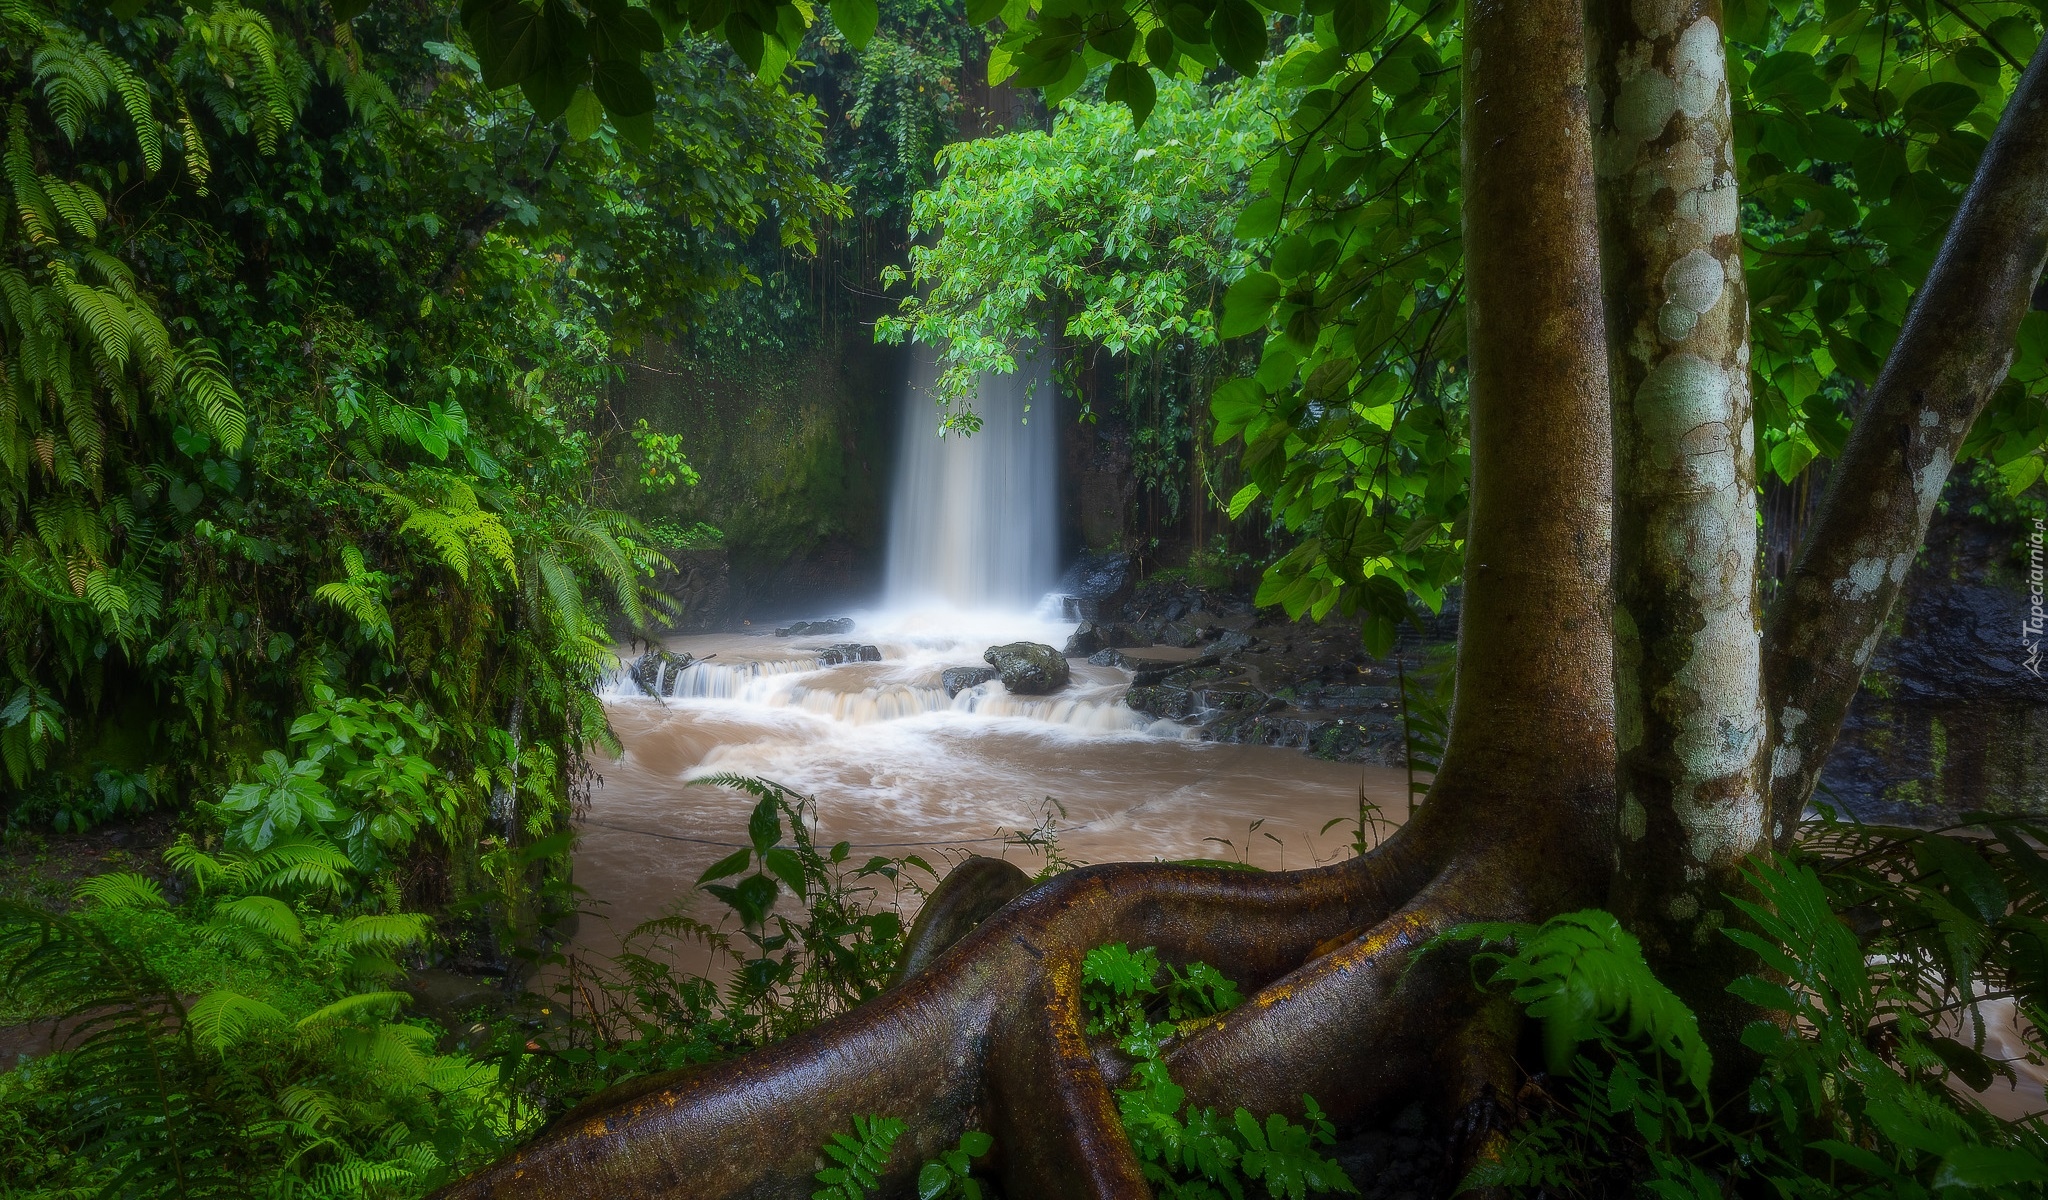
[{"xmin": 16, "ymin": 779, "xmax": 2048, "ymax": 1199}]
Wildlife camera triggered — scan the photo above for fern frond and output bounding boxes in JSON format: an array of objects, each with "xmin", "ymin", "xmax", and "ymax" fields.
[
  {"xmin": 322, "ymin": 912, "xmax": 430, "ymax": 954},
  {"xmin": 187, "ymin": 988, "xmax": 289, "ymax": 1051},
  {"xmin": 210, "ymin": 893, "xmax": 304, "ymax": 946},
  {"xmin": 72, "ymin": 871, "xmax": 166, "ymax": 909},
  {"xmin": 248, "ymin": 836, "xmax": 353, "ymax": 894},
  {"xmin": 296, "ymin": 989, "xmax": 410, "ymax": 1028},
  {"xmin": 176, "ymin": 342, "xmax": 244, "ymax": 450},
  {"xmin": 32, "ymin": 39, "xmax": 109, "ymax": 143},
  {"xmin": 98, "ymin": 49, "xmax": 162, "ymax": 173},
  {"xmin": 812, "ymin": 1114, "xmax": 908, "ymax": 1200}
]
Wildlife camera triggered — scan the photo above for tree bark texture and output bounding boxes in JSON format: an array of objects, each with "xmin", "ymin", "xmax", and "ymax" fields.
[
  {"xmin": 1586, "ymin": 0, "xmax": 1766, "ymax": 1033},
  {"xmin": 1763, "ymin": 39, "xmax": 2048, "ymax": 840}
]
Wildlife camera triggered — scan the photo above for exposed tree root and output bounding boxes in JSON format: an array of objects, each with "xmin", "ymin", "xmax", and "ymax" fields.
[
  {"xmin": 888, "ymin": 856, "xmax": 1032, "ymax": 987},
  {"xmin": 432, "ymin": 796, "xmax": 1611, "ymax": 1200}
]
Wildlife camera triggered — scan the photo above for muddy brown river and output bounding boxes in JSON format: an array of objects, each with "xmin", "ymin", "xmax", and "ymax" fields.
[
  {"xmin": 567, "ymin": 607, "xmax": 2047, "ymax": 1118},
  {"xmin": 570, "ymin": 609, "xmax": 1410, "ymax": 959}
]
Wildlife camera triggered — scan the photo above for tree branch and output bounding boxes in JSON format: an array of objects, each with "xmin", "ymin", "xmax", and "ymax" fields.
[{"xmin": 1761, "ymin": 39, "xmax": 2048, "ymax": 837}]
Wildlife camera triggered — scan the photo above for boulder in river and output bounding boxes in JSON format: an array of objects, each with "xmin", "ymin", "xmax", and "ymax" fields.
[
  {"xmin": 627, "ymin": 648, "xmax": 694, "ymax": 697},
  {"xmin": 983, "ymin": 642, "xmax": 1070, "ymax": 694},
  {"xmin": 816, "ymin": 643, "xmax": 882, "ymax": 666},
  {"xmin": 1063, "ymin": 620, "xmax": 1148, "ymax": 657},
  {"xmin": 776, "ymin": 616, "xmax": 855, "ymax": 637},
  {"xmin": 941, "ymin": 666, "xmax": 999, "ymax": 697},
  {"xmin": 1048, "ymin": 551, "xmax": 1136, "ymax": 622}
]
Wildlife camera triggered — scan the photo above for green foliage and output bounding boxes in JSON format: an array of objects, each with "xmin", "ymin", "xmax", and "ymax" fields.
[
  {"xmin": 874, "ymin": 0, "xmax": 2048, "ymax": 648},
  {"xmin": 917, "ymin": 1128, "xmax": 993, "ymax": 1199},
  {"xmin": 486, "ymin": 778, "xmax": 929, "ymax": 1119},
  {"xmin": 0, "ymin": 0, "xmax": 843, "ymax": 956},
  {"xmin": 629, "ymin": 418, "xmax": 700, "ymax": 491},
  {"xmin": 873, "ymin": 72, "xmax": 1272, "ymax": 530},
  {"xmin": 1078, "ymin": 941, "xmax": 1355, "ymax": 1199},
  {"xmin": 1433, "ymin": 910, "xmax": 1713, "ymax": 1092},
  {"xmin": 0, "ymin": 854, "xmax": 507, "ymax": 1197},
  {"xmin": 692, "ymin": 776, "xmax": 924, "ymax": 1028},
  {"xmin": 1464, "ymin": 815, "xmax": 2048, "ymax": 1197},
  {"xmin": 812, "ymin": 1113, "xmax": 908, "ymax": 1199}
]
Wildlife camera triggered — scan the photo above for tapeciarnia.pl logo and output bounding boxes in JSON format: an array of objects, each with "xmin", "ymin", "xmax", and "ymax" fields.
[{"xmin": 2028, "ymin": 517, "xmax": 2044, "ymax": 678}]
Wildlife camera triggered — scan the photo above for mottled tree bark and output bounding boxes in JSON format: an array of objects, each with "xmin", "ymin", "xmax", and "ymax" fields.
[
  {"xmin": 1763, "ymin": 40, "xmax": 2048, "ymax": 839},
  {"xmin": 1586, "ymin": 0, "xmax": 1766, "ymax": 1038}
]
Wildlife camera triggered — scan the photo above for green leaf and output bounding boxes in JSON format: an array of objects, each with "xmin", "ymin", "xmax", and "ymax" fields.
[
  {"xmin": 1221, "ymin": 272, "xmax": 1282, "ymax": 338},
  {"xmin": 830, "ymin": 0, "xmax": 879, "ymax": 48},
  {"xmin": 1235, "ymin": 196, "xmax": 1283, "ymax": 239},
  {"xmin": 613, "ymin": 108, "xmax": 655, "ymax": 149},
  {"xmin": 1935, "ymin": 1145, "xmax": 2048, "ymax": 1188},
  {"xmin": 698, "ymin": 847, "xmax": 753, "ymax": 883},
  {"xmin": 1207, "ymin": 0, "xmax": 1267, "ymax": 76},
  {"xmin": 592, "ymin": 58, "xmax": 656, "ymax": 117},
  {"xmin": 565, "ymin": 87, "xmax": 605, "ymax": 138},
  {"xmin": 748, "ymin": 794, "xmax": 782, "ymax": 852},
  {"xmin": 1374, "ymin": 53, "xmax": 1420, "ymax": 96},
  {"xmin": 1331, "ymin": 0, "xmax": 1386, "ymax": 53},
  {"xmin": 1105, "ymin": 62, "xmax": 1158, "ymax": 128},
  {"xmin": 762, "ymin": 846, "xmax": 807, "ymax": 895},
  {"xmin": 1904, "ymin": 82, "xmax": 1979, "ymax": 132}
]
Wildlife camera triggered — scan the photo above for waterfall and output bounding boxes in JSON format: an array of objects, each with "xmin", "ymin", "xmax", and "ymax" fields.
[{"xmin": 884, "ymin": 349, "xmax": 1060, "ymax": 609}]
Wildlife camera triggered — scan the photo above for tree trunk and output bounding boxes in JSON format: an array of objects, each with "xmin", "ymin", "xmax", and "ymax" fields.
[{"xmin": 1586, "ymin": 0, "xmax": 1766, "ymax": 1041}]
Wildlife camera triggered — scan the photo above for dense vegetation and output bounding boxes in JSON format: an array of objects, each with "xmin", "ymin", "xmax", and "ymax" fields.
[
  {"xmin": 894, "ymin": 0, "xmax": 2048, "ymax": 651},
  {"xmin": 7, "ymin": 0, "xmax": 2048, "ymax": 1194},
  {"xmin": 0, "ymin": 0, "xmax": 844, "ymax": 902}
]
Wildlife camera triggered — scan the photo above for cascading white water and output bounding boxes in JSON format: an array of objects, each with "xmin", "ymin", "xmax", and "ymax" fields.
[{"xmin": 884, "ymin": 349, "xmax": 1060, "ymax": 608}]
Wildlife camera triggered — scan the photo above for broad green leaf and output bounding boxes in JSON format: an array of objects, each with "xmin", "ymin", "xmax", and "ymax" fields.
[
  {"xmin": 830, "ymin": 0, "xmax": 879, "ymax": 49},
  {"xmin": 1220, "ymin": 272, "xmax": 1282, "ymax": 339}
]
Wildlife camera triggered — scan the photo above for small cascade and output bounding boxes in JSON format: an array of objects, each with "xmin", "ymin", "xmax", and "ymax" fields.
[
  {"xmin": 607, "ymin": 651, "xmax": 1181, "ymax": 736},
  {"xmin": 885, "ymin": 349, "xmax": 1060, "ymax": 609}
]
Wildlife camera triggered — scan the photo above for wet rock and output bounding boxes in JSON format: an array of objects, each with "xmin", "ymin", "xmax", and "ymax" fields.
[
  {"xmin": 1089, "ymin": 647, "xmax": 1161, "ymax": 672},
  {"xmin": 1125, "ymin": 683, "xmax": 1198, "ymax": 721},
  {"xmin": 1155, "ymin": 620, "xmax": 1201, "ymax": 649},
  {"xmin": 941, "ymin": 666, "xmax": 999, "ymax": 697},
  {"xmin": 627, "ymin": 648, "xmax": 695, "ymax": 697},
  {"xmin": 1063, "ymin": 620, "xmax": 1148, "ymax": 657},
  {"xmin": 776, "ymin": 616, "xmax": 854, "ymax": 637},
  {"xmin": 816, "ymin": 643, "xmax": 881, "ymax": 666},
  {"xmin": 1049, "ymin": 551, "xmax": 1136, "ymax": 622},
  {"xmin": 983, "ymin": 642, "xmax": 1071, "ymax": 694}
]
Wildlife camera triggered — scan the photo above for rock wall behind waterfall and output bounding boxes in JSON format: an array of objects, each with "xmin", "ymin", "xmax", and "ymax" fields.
[{"xmin": 612, "ymin": 329, "xmax": 902, "ymax": 624}]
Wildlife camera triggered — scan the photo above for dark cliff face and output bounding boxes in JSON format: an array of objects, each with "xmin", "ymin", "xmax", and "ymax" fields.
[
  {"xmin": 1818, "ymin": 481, "xmax": 2048, "ymax": 823},
  {"xmin": 613, "ymin": 331, "xmax": 901, "ymax": 622}
]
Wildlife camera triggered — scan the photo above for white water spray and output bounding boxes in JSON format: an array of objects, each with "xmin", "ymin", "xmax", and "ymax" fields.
[{"xmin": 884, "ymin": 350, "xmax": 1060, "ymax": 609}]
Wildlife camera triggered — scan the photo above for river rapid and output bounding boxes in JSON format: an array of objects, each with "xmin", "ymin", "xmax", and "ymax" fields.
[{"xmin": 569, "ymin": 608, "xmax": 1410, "ymax": 964}]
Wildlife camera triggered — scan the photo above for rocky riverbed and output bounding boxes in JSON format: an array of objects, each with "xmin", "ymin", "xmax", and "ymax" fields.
[{"xmin": 1045, "ymin": 556, "xmax": 1458, "ymax": 767}]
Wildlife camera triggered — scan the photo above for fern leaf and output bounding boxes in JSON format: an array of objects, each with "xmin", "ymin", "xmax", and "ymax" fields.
[
  {"xmin": 98, "ymin": 49, "xmax": 162, "ymax": 173},
  {"xmin": 187, "ymin": 988, "xmax": 289, "ymax": 1050},
  {"xmin": 72, "ymin": 871, "xmax": 166, "ymax": 909},
  {"xmin": 176, "ymin": 342, "xmax": 244, "ymax": 449},
  {"xmin": 32, "ymin": 40, "xmax": 109, "ymax": 143},
  {"xmin": 211, "ymin": 893, "xmax": 304, "ymax": 946},
  {"xmin": 323, "ymin": 912, "xmax": 429, "ymax": 952},
  {"xmin": 296, "ymin": 990, "xmax": 411, "ymax": 1029}
]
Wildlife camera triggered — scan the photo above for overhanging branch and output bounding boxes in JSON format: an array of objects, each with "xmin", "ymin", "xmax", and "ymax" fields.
[{"xmin": 1761, "ymin": 40, "xmax": 2048, "ymax": 837}]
